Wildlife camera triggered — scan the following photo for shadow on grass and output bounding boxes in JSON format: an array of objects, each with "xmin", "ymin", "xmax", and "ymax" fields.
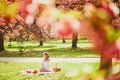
[
  {"xmin": 0, "ymin": 48, "xmax": 99, "ymax": 58},
  {"xmin": 6, "ymin": 45, "xmax": 55, "ymax": 49},
  {"xmin": 41, "ymin": 48, "xmax": 99, "ymax": 58},
  {"xmin": 49, "ymin": 40, "xmax": 89, "ymax": 44}
]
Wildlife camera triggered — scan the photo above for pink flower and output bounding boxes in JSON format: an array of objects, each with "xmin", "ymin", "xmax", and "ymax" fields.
[
  {"xmin": 10, "ymin": 18, "xmax": 17, "ymax": 24},
  {"xmin": 25, "ymin": 15, "xmax": 34, "ymax": 25},
  {"xmin": 5, "ymin": 26, "xmax": 8, "ymax": 29},
  {"xmin": 8, "ymin": 23, "xmax": 14, "ymax": 28},
  {"xmin": 0, "ymin": 16, "xmax": 6, "ymax": 26},
  {"xmin": 36, "ymin": 16, "xmax": 54, "ymax": 27},
  {"xmin": 13, "ymin": 30, "xmax": 20, "ymax": 36},
  {"xmin": 54, "ymin": 20, "xmax": 73, "ymax": 37},
  {"xmin": 26, "ymin": 3, "xmax": 39, "ymax": 15},
  {"xmin": 17, "ymin": 25, "xmax": 23, "ymax": 30},
  {"xmin": 18, "ymin": 0, "xmax": 32, "ymax": 18},
  {"xmin": 0, "ymin": 30, "xmax": 4, "ymax": 33},
  {"xmin": 16, "ymin": 15, "xmax": 24, "ymax": 22},
  {"xmin": 0, "ymin": 22, "xmax": 6, "ymax": 26},
  {"xmin": 80, "ymin": 15, "xmax": 120, "ymax": 59}
]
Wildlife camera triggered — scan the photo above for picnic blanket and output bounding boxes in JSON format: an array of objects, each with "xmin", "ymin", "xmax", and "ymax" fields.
[
  {"xmin": 20, "ymin": 69, "xmax": 53, "ymax": 75},
  {"xmin": 20, "ymin": 67, "xmax": 61, "ymax": 75}
]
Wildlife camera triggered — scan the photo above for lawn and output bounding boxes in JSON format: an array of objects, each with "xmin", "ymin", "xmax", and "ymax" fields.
[
  {"xmin": 0, "ymin": 39, "xmax": 99, "ymax": 57},
  {"xmin": 0, "ymin": 62, "xmax": 100, "ymax": 80}
]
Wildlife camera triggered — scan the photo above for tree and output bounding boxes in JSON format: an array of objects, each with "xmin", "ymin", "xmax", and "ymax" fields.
[
  {"xmin": 72, "ymin": 31, "xmax": 78, "ymax": 49},
  {"xmin": 55, "ymin": 0, "xmax": 120, "ymax": 77},
  {"xmin": 21, "ymin": 2, "xmax": 52, "ymax": 46},
  {"xmin": 0, "ymin": 1, "xmax": 19, "ymax": 51},
  {"xmin": 80, "ymin": 0, "xmax": 120, "ymax": 77},
  {"xmin": 55, "ymin": 0, "xmax": 84, "ymax": 49},
  {"xmin": 30, "ymin": 18, "xmax": 50, "ymax": 46},
  {"xmin": 0, "ymin": 33, "xmax": 4, "ymax": 51},
  {"xmin": 55, "ymin": 0, "xmax": 85, "ymax": 10},
  {"xmin": 62, "ymin": 38, "xmax": 66, "ymax": 43},
  {"xmin": 54, "ymin": 0, "xmax": 101, "ymax": 49}
]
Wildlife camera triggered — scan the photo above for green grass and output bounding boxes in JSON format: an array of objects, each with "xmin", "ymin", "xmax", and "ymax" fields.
[
  {"xmin": 0, "ymin": 62, "xmax": 100, "ymax": 80},
  {"xmin": 4, "ymin": 39, "xmax": 92, "ymax": 51},
  {"xmin": 0, "ymin": 39, "xmax": 99, "ymax": 57}
]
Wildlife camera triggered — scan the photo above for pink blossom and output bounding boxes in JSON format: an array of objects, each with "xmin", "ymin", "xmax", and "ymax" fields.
[
  {"xmin": 18, "ymin": 0, "xmax": 32, "ymax": 18},
  {"xmin": 115, "ymin": 37, "xmax": 120, "ymax": 59},
  {"xmin": 54, "ymin": 20, "xmax": 73, "ymax": 37},
  {"xmin": 4, "ymin": 26, "xmax": 8, "ymax": 29},
  {"xmin": 116, "ymin": 37, "xmax": 120, "ymax": 50},
  {"xmin": 16, "ymin": 15, "xmax": 24, "ymax": 25},
  {"xmin": 17, "ymin": 25, "xmax": 23, "ymax": 30},
  {"xmin": 25, "ymin": 15, "xmax": 34, "ymax": 25},
  {"xmin": 8, "ymin": 23, "xmax": 14, "ymax": 28},
  {"xmin": 109, "ymin": 3, "xmax": 119, "ymax": 16},
  {"xmin": 10, "ymin": 18, "xmax": 17, "ymax": 24},
  {"xmin": 36, "ymin": 16, "xmax": 54, "ymax": 27},
  {"xmin": 16, "ymin": 15, "xmax": 24, "ymax": 22},
  {"xmin": 13, "ymin": 30, "xmax": 20, "ymax": 36},
  {"xmin": 53, "ymin": 16, "xmax": 80, "ymax": 37},
  {"xmin": 11, "ymin": 34, "xmax": 15, "ymax": 39},
  {"xmin": 80, "ymin": 12, "xmax": 120, "ymax": 60},
  {"xmin": 57, "ymin": 5, "xmax": 67, "ymax": 10},
  {"xmin": 26, "ymin": 3, "xmax": 39, "ymax": 15},
  {"xmin": 0, "ymin": 30, "xmax": 4, "ymax": 33},
  {"xmin": 0, "ymin": 22, "xmax": 6, "ymax": 26},
  {"xmin": 0, "ymin": 16, "xmax": 6, "ymax": 26}
]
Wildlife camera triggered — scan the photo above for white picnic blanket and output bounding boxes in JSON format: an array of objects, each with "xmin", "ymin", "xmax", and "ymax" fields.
[{"xmin": 20, "ymin": 70, "xmax": 53, "ymax": 75}]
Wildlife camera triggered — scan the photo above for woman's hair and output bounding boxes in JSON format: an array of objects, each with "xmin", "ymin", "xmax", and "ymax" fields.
[{"xmin": 43, "ymin": 52, "xmax": 49, "ymax": 61}]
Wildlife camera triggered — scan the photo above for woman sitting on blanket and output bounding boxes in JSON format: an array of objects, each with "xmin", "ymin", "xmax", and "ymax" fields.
[{"xmin": 40, "ymin": 52, "xmax": 53, "ymax": 72}]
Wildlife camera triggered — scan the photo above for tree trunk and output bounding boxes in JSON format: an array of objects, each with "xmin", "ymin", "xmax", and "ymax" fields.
[
  {"xmin": 0, "ymin": 34, "xmax": 5, "ymax": 51},
  {"xmin": 72, "ymin": 32, "xmax": 78, "ymax": 49},
  {"xmin": 62, "ymin": 38, "xmax": 66, "ymax": 43},
  {"xmin": 100, "ymin": 52, "xmax": 112, "ymax": 77},
  {"xmin": 39, "ymin": 40, "xmax": 43, "ymax": 46},
  {"xmin": 26, "ymin": 32, "xmax": 29, "ymax": 41},
  {"xmin": 8, "ymin": 38, "xmax": 12, "ymax": 47},
  {"xmin": 39, "ymin": 30, "xmax": 44, "ymax": 46}
]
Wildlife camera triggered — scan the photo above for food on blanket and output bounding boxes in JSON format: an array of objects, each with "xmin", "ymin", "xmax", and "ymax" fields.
[
  {"xmin": 53, "ymin": 67, "xmax": 61, "ymax": 72},
  {"xmin": 33, "ymin": 70, "xmax": 38, "ymax": 74},
  {"xmin": 26, "ymin": 70, "xmax": 32, "ymax": 73}
]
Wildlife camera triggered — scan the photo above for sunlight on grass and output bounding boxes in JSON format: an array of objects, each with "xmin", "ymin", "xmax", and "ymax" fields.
[
  {"xmin": 1, "ymin": 40, "xmax": 98, "ymax": 57},
  {"xmin": 0, "ymin": 62, "xmax": 119, "ymax": 80},
  {"xmin": 4, "ymin": 39, "xmax": 93, "ymax": 51},
  {"xmin": 0, "ymin": 62, "xmax": 99, "ymax": 80}
]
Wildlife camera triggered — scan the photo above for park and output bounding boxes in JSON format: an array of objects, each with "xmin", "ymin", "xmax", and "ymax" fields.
[{"xmin": 0, "ymin": 0, "xmax": 120, "ymax": 80}]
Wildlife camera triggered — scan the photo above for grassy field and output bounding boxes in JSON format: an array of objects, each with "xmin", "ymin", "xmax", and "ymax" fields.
[
  {"xmin": 0, "ymin": 62, "xmax": 100, "ymax": 80},
  {"xmin": 0, "ymin": 39, "xmax": 99, "ymax": 57}
]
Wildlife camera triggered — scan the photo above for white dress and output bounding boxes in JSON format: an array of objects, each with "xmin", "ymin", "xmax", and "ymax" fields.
[
  {"xmin": 43, "ymin": 61, "xmax": 51, "ymax": 70},
  {"xmin": 42, "ymin": 60, "xmax": 53, "ymax": 72}
]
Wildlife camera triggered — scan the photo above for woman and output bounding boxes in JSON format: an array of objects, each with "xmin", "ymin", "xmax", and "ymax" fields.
[{"xmin": 40, "ymin": 52, "xmax": 53, "ymax": 72}]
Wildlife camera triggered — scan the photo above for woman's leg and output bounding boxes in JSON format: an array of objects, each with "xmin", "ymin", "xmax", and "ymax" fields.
[{"xmin": 40, "ymin": 68, "xmax": 51, "ymax": 72}]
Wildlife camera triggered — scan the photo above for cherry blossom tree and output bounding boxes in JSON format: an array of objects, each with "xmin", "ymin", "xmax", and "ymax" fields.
[
  {"xmin": 0, "ymin": 1, "xmax": 19, "ymax": 51},
  {"xmin": 54, "ymin": 0, "xmax": 105, "ymax": 49},
  {"xmin": 55, "ymin": 0, "xmax": 84, "ymax": 49},
  {"xmin": 80, "ymin": 0, "xmax": 120, "ymax": 77},
  {"xmin": 18, "ymin": 0, "xmax": 58, "ymax": 46},
  {"xmin": 54, "ymin": 0, "xmax": 120, "ymax": 77}
]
